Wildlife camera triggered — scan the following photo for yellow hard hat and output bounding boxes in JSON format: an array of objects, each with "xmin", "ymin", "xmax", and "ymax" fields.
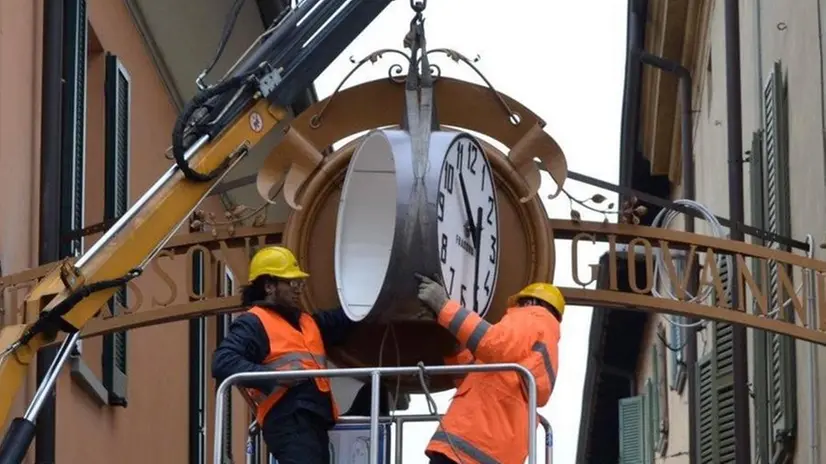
[
  {"xmin": 248, "ymin": 246, "xmax": 309, "ymax": 281},
  {"xmin": 507, "ymin": 282, "xmax": 566, "ymax": 316}
]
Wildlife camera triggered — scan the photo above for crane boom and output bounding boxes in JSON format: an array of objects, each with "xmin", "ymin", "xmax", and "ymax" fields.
[{"xmin": 0, "ymin": 0, "xmax": 393, "ymax": 461}]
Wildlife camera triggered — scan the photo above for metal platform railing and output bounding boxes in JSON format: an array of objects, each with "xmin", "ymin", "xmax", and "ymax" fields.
[
  {"xmin": 214, "ymin": 363, "xmax": 543, "ymax": 464},
  {"xmin": 244, "ymin": 413, "xmax": 553, "ymax": 464}
]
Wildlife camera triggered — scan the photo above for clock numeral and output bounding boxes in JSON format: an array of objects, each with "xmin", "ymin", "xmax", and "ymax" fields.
[
  {"xmin": 481, "ymin": 162, "xmax": 487, "ymax": 191},
  {"xmin": 460, "ymin": 284, "xmax": 467, "ymax": 307},
  {"xmin": 443, "ymin": 163, "xmax": 455, "ymax": 194},
  {"xmin": 437, "ymin": 191, "xmax": 445, "ymax": 221},
  {"xmin": 484, "ymin": 270, "xmax": 491, "ymax": 296},
  {"xmin": 456, "ymin": 142, "xmax": 464, "ymax": 172},
  {"xmin": 448, "ymin": 266, "xmax": 456, "ymax": 294},
  {"xmin": 486, "ymin": 196, "xmax": 494, "ymax": 225},
  {"xmin": 468, "ymin": 144, "xmax": 478, "ymax": 174},
  {"xmin": 440, "ymin": 233, "xmax": 448, "ymax": 263},
  {"xmin": 489, "ymin": 235, "xmax": 497, "ymax": 264}
]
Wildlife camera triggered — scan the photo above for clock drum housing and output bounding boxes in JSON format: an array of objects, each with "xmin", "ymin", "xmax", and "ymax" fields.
[{"xmin": 335, "ymin": 129, "xmax": 466, "ymax": 324}]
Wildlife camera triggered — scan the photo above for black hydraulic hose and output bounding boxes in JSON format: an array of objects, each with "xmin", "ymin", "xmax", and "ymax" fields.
[
  {"xmin": 200, "ymin": 0, "xmax": 248, "ymax": 83},
  {"xmin": 18, "ymin": 269, "xmax": 142, "ymax": 346},
  {"xmin": 170, "ymin": 73, "xmax": 252, "ymax": 182}
]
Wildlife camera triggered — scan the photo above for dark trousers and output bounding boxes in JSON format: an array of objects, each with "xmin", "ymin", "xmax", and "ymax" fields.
[
  {"xmin": 263, "ymin": 410, "xmax": 331, "ymax": 464},
  {"xmin": 429, "ymin": 451, "xmax": 458, "ymax": 464}
]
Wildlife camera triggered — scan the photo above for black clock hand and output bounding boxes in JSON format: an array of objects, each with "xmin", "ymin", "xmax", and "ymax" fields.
[
  {"xmin": 458, "ymin": 172, "xmax": 478, "ymax": 245},
  {"xmin": 473, "ymin": 206, "xmax": 483, "ymax": 312}
]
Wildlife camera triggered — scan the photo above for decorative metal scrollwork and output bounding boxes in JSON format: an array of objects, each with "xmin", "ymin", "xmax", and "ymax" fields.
[{"xmin": 309, "ymin": 47, "xmax": 521, "ymax": 130}]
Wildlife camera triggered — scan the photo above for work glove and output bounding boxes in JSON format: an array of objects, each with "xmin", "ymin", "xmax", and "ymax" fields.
[{"xmin": 415, "ymin": 273, "xmax": 449, "ymax": 314}]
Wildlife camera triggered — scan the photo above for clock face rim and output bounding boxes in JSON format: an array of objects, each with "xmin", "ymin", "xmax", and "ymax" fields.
[{"xmin": 436, "ymin": 133, "xmax": 501, "ymax": 318}]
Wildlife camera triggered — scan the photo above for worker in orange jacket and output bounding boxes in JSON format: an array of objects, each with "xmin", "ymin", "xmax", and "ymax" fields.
[
  {"xmin": 212, "ymin": 246, "xmax": 388, "ymax": 464},
  {"xmin": 416, "ymin": 275, "xmax": 563, "ymax": 464}
]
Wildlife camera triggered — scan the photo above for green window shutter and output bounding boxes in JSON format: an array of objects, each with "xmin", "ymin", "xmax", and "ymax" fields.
[
  {"xmin": 695, "ymin": 258, "xmax": 736, "ymax": 463},
  {"xmin": 714, "ymin": 255, "xmax": 736, "ymax": 463},
  {"xmin": 713, "ymin": 320, "xmax": 736, "ymax": 463},
  {"xmin": 694, "ymin": 332, "xmax": 736, "ymax": 463},
  {"xmin": 619, "ymin": 396, "xmax": 646, "ymax": 464},
  {"xmin": 749, "ymin": 129, "xmax": 772, "ymax": 464},
  {"xmin": 60, "ymin": 0, "xmax": 87, "ymax": 259},
  {"xmin": 102, "ymin": 53, "xmax": 131, "ymax": 406},
  {"xmin": 763, "ymin": 61, "xmax": 797, "ymax": 460},
  {"xmin": 695, "ymin": 356, "xmax": 714, "ymax": 462}
]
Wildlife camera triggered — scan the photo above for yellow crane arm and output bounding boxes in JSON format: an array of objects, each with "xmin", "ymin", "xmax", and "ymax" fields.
[{"xmin": 0, "ymin": 99, "xmax": 285, "ymax": 428}]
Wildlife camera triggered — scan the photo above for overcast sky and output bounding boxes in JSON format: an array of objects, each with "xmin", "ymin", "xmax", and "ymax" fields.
[{"xmin": 315, "ymin": 1, "xmax": 627, "ymax": 462}]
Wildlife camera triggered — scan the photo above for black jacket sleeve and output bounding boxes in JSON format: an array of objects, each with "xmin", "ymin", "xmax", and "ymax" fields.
[
  {"xmin": 313, "ymin": 306, "xmax": 356, "ymax": 348},
  {"xmin": 211, "ymin": 313, "xmax": 273, "ymax": 391}
]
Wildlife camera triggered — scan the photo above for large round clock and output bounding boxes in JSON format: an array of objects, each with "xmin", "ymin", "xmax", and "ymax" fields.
[
  {"xmin": 280, "ymin": 77, "xmax": 559, "ymax": 392},
  {"xmin": 334, "ymin": 129, "xmax": 498, "ymax": 323},
  {"xmin": 436, "ymin": 134, "xmax": 500, "ymax": 317}
]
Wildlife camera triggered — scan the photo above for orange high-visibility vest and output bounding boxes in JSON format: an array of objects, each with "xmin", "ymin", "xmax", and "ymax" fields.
[
  {"xmin": 426, "ymin": 302, "xmax": 560, "ymax": 464},
  {"xmin": 246, "ymin": 306, "xmax": 340, "ymax": 426}
]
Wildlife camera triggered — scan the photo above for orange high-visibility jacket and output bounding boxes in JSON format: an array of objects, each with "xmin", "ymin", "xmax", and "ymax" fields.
[
  {"xmin": 246, "ymin": 306, "xmax": 340, "ymax": 426},
  {"xmin": 426, "ymin": 301, "xmax": 560, "ymax": 464}
]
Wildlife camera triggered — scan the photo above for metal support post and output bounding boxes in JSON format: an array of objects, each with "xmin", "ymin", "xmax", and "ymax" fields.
[
  {"xmin": 394, "ymin": 418, "xmax": 404, "ymax": 464},
  {"xmin": 369, "ymin": 371, "xmax": 381, "ymax": 464},
  {"xmin": 24, "ymin": 332, "xmax": 79, "ymax": 421},
  {"xmin": 538, "ymin": 414, "xmax": 552, "ymax": 464}
]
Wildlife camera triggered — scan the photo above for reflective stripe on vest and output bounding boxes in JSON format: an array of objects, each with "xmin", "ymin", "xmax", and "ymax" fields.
[
  {"xmin": 431, "ymin": 431, "xmax": 500, "ymax": 464},
  {"xmin": 531, "ymin": 341, "xmax": 556, "ymax": 389},
  {"xmin": 247, "ymin": 350, "xmax": 330, "ymax": 423}
]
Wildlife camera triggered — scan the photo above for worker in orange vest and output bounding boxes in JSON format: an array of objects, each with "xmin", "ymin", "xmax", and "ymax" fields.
[
  {"xmin": 212, "ymin": 246, "xmax": 382, "ymax": 464},
  {"xmin": 416, "ymin": 275, "xmax": 564, "ymax": 464}
]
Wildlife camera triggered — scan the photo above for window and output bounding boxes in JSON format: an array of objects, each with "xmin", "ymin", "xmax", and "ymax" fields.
[
  {"xmin": 749, "ymin": 60, "xmax": 797, "ymax": 463},
  {"xmin": 102, "ymin": 52, "xmax": 131, "ymax": 406},
  {"xmin": 59, "ymin": 0, "xmax": 135, "ymax": 407},
  {"xmin": 694, "ymin": 254, "xmax": 735, "ymax": 463}
]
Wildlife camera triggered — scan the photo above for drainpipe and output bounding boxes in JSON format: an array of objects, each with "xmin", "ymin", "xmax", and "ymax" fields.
[
  {"xmin": 805, "ymin": 234, "xmax": 820, "ymax": 464},
  {"xmin": 723, "ymin": 0, "xmax": 752, "ymax": 461},
  {"xmin": 36, "ymin": 0, "xmax": 65, "ymax": 462},
  {"xmin": 814, "ymin": 0, "xmax": 826, "ymax": 458},
  {"xmin": 634, "ymin": 50, "xmax": 698, "ymax": 460}
]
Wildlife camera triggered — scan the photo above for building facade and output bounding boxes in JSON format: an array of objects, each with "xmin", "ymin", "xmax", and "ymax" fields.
[
  {"xmin": 0, "ymin": 0, "xmax": 374, "ymax": 463},
  {"xmin": 578, "ymin": 0, "xmax": 826, "ymax": 462}
]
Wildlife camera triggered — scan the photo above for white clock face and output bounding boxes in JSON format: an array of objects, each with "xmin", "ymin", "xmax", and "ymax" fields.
[{"xmin": 436, "ymin": 134, "xmax": 500, "ymax": 317}]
